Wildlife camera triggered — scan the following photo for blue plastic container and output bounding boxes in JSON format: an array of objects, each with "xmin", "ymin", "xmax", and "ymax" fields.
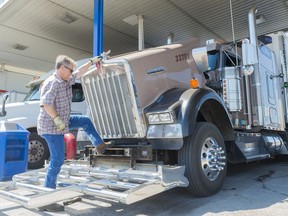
[{"xmin": 0, "ymin": 123, "xmax": 29, "ymax": 181}]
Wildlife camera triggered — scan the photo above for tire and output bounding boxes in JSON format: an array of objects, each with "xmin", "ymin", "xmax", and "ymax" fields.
[
  {"xmin": 178, "ymin": 122, "xmax": 227, "ymax": 196},
  {"xmin": 28, "ymin": 131, "xmax": 50, "ymax": 169}
]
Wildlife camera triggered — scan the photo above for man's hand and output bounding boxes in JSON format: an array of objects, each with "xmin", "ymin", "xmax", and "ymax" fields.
[
  {"xmin": 89, "ymin": 56, "xmax": 102, "ymax": 65},
  {"xmin": 53, "ymin": 116, "xmax": 65, "ymax": 131}
]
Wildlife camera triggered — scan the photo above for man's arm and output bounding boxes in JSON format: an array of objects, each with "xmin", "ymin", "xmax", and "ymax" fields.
[
  {"xmin": 42, "ymin": 104, "xmax": 58, "ymax": 119},
  {"xmin": 42, "ymin": 104, "xmax": 65, "ymax": 131},
  {"xmin": 75, "ymin": 56, "xmax": 101, "ymax": 79}
]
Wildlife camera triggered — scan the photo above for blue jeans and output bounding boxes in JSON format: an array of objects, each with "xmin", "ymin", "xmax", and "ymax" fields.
[
  {"xmin": 42, "ymin": 115, "xmax": 103, "ymax": 188},
  {"xmin": 69, "ymin": 115, "xmax": 103, "ymax": 146}
]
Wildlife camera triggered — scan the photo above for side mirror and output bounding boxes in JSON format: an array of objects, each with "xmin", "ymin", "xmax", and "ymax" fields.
[
  {"xmin": 192, "ymin": 47, "xmax": 209, "ymax": 74},
  {"xmin": 0, "ymin": 94, "xmax": 9, "ymax": 117},
  {"xmin": 241, "ymin": 38, "xmax": 258, "ymax": 75}
]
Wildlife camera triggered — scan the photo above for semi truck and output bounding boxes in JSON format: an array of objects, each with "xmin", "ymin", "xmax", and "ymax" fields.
[{"xmin": 1, "ymin": 7, "xmax": 288, "ymax": 209}]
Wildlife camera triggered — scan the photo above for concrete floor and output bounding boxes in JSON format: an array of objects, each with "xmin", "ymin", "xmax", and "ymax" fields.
[{"xmin": 1, "ymin": 159, "xmax": 288, "ymax": 216}]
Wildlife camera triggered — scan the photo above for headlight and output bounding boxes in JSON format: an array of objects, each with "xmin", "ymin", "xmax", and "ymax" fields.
[
  {"xmin": 159, "ymin": 113, "xmax": 172, "ymax": 121},
  {"xmin": 147, "ymin": 112, "xmax": 174, "ymax": 124},
  {"xmin": 148, "ymin": 114, "xmax": 160, "ymax": 123}
]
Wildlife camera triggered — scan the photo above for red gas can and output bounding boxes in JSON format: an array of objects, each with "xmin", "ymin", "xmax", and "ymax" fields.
[{"xmin": 64, "ymin": 133, "xmax": 76, "ymax": 160}]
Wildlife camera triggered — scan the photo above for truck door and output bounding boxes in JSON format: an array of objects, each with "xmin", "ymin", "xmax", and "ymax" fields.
[{"xmin": 258, "ymin": 44, "xmax": 285, "ymax": 130}]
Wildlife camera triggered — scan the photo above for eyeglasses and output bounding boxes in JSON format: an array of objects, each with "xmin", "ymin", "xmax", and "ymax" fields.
[{"xmin": 64, "ymin": 65, "xmax": 73, "ymax": 73}]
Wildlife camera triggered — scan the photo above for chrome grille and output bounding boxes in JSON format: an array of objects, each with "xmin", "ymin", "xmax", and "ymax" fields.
[{"xmin": 82, "ymin": 64, "xmax": 139, "ymax": 138}]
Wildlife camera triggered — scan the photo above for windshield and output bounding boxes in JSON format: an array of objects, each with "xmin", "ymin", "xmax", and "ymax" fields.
[
  {"xmin": 207, "ymin": 51, "xmax": 219, "ymax": 71},
  {"xmin": 23, "ymin": 83, "xmax": 85, "ymax": 102},
  {"xmin": 23, "ymin": 84, "xmax": 40, "ymax": 101}
]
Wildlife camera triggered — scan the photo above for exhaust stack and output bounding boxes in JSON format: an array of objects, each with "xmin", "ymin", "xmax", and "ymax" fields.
[
  {"xmin": 248, "ymin": 7, "xmax": 258, "ymax": 48},
  {"xmin": 242, "ymin": 7, "xmax": 263, "ymax": 127},
  {"xmin": 167, "ymin": 32, "xmax": 174, "ymax": 45},
  {"xmin": 242, "ymin": 6, "xmax": 259, "ymax": 70}
]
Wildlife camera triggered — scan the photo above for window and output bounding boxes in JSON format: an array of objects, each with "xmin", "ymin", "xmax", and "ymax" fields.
[
  {"xmin": 223, "ymin": 54, "xmax": 237, "ymax": 67},
  {"xmin": 23, "ymin": 84, "xmax": 40, "ymax": 101},
  {"xmin": 207, "ymin": 50, "xmax": 219, "ymax": 70},
  {"xmin": 72, "ymin": 83, "xmax": 85, "ymax": 102},
  {"xmin": 23, "ymin": 83, "xmax": 85, "ymax": 102}
]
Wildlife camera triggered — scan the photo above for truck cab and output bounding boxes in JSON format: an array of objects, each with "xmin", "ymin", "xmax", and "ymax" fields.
[{"xmin": 78, "ymin": 8, "xmax": 288, "ymax": 197}]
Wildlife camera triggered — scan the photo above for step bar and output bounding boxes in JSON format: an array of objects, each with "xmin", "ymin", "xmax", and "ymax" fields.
[{"xmin": 0, "ymin": 161, "xmax": 188, "ymax": 209}]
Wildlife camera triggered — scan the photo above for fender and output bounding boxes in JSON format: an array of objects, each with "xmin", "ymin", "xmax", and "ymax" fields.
[
  {"xmin": 144, "ymin": 88, "xmax": 186, "ymax": 113},
  {"xmin": 179, "ymin": 87, "xmax": 234, "ymax": 140},
  {"xmin": 146, "ymin": 87, "xmax": 234, "ymax": 150},
  {"xmin": 145, "ymin": 88, "xmax": 186, "ymax": 150}
]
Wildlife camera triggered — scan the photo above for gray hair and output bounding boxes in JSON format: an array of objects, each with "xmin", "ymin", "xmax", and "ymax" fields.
[{"xmin": 55, "ymin": 55, "xmax": 76, "ymax": 70}]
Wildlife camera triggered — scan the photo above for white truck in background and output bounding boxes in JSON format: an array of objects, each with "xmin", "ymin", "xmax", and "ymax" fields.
[
  {"xmin": 0, "ymin": 90, "xmax": 27, "ymax": 103},
  {"xmin": 0, "ymin": 59, "xmax": 89, "ymax": 169}
]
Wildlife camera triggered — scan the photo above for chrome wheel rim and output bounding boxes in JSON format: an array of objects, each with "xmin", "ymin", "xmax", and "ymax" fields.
[
  {"xmin": 201, "ymin": 137, "xmax": 226, "ymax": 181},
  {"xmin": 28, "ymin": 140, "xmax": 45, "ymax": 163}
]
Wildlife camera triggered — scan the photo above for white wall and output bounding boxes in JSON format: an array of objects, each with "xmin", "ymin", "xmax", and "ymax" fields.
[
  {"xmin": 0, "ymin": 71, "xmax": 35, "ymax": 102},
  {"xmin": 0, "ymin": 71, "xmax": 34, "ymax": 92}
]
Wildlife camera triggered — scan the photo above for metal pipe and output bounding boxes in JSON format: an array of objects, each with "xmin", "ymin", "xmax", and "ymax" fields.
[
  {"xmin": 93, "ymin": 0, "xmax": 104, "ymax": 56},
  {"xmin": 248, "ymin": 6, "xmax": 263, "ymax": 126},
  {"xmin": 15, "ymin": 182, "xmax": 54, "ymax": 192},
  {"xmin": 0, "ymin": 189, "xmax": 30, "ymax": 202},
  {"xmin": 244, "ymin": 75, "xmax": 252, "ymax": 128},
  {"xmin": 248, "ymin": 7, "xmax": 258, "ymax": 47},
  {"xmin": 167, "ymin": 32, "xmax": 174, "ymax": 44},
  {"xmin": 75, "ymin": 185, "xmax": 127, "ymax": 202},
  {"xmin": 138, "ymin": 15, "xmax": 144, "ymax": 51}
]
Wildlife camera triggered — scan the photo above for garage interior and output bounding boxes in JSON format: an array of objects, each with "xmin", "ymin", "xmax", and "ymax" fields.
[
  {"xmin": 0, "ymin": 0, "xmax": 287, "ymax": 75},
  {"xmin": 1, "ymin": 0, "xmax": 288, "ymax": 213}
]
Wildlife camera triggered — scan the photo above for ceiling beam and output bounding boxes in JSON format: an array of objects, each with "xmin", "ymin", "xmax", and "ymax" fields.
[{"xmin": 0, "ymin": 24, "xmax": 92, "ymax": 54}]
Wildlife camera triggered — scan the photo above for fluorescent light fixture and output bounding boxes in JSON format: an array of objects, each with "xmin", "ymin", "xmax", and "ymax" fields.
[
  {"xmin": 59, "ymin": 13, "xmax": 78, "ymax": 24},
  {"xmin": 0, "ymin": 0, "xmax": 9, "ymax": 9},
  {"xmin": 256, "ymin": 15, "xmax": 266, "ymax": 25},
  {"xmin": 13, "ymin": 43, "xmax": 28, "ymax": 50},
  {"xmin": 123, "ymin": 15, "xmax": 138, "ymax": 26}
]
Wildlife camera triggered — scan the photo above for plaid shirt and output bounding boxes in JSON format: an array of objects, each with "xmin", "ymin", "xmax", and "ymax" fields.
[{"xmin": 37, "ymin": 72, "xmax": 77, "ymax": 135}]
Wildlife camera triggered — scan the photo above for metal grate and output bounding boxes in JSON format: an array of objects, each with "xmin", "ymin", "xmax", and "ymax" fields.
[
  {"xmin": 82, "ymin": 64, "xmax": 139, "ymax": 139},
  {"xmin": 0, "ymin": 161, "xmax": 188, "ymax": 208}
]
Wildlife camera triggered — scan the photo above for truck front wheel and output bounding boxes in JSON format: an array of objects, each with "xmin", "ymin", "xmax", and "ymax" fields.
[
  {"xmin": 28, "ymin": 132, "xmax": 50, "ymax": 169},
  {"xmin": 178, "ymin": 122, "xmax": 227, "ymax": 196}
]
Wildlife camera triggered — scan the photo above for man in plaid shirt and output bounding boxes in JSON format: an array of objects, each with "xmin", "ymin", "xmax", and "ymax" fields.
[{"xmin": 37, "ymin": 55, "xmax": 113, "ymax": 193}]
